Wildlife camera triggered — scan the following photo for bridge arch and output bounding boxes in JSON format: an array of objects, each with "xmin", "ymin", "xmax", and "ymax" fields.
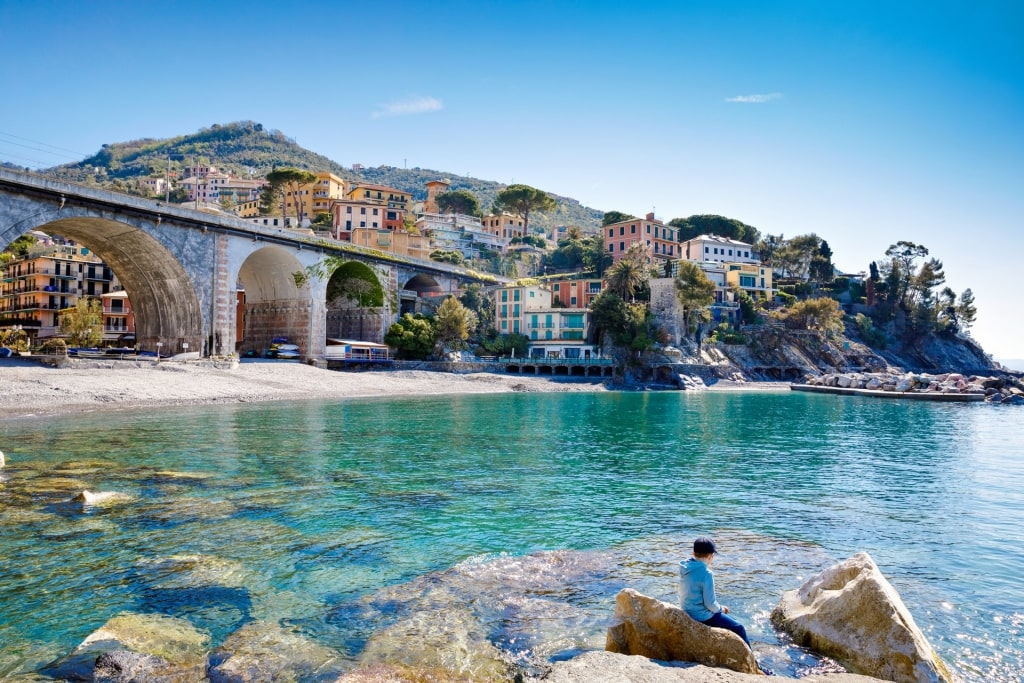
[
  {"xmin": 13, "ymin": 217, "xmax": 202, "ymax": 353},
  {"xmin": 325, "ymin": 261, "xmax": 387, "ymax": 342},
  {"xmin": 236, "ymin": 245, "xmax": 310, "ymax": 357},
  {"xmin": 400, "ymin": 273, "xmax": 445, "ymax": 314}
]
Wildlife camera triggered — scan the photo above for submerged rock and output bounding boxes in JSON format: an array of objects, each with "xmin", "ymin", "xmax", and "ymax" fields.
[
  {"xmin": 41, "ymin": 612, "xmax": 210, "ymax": 682},
  {"xmin": 771, "ymin": 552, "xmax": 954, "ymax": 683},
  {"xmin": 207, "ymin": 621, "xmax": 345, "ymax": 683},
  {"xmin": 605, "ymin": 588, "xmax": 760, "ymax": 674},
  {"xmin": 73, "ymin": 490, "xmax": 132, "ymax": 507},
  {"xmin": 544, "ymin": 649, "xmax": 889, "ymax": 682},
  {"xmin": 357, "ymin": 605, "xmax": 509, "ymax": 682}
]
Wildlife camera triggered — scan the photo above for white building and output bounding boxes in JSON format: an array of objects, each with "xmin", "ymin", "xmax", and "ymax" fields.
[
  {"xmin": 417, "ymin": 213, "xmax": 509, "ymax": 258},
  {"xmin": 680, "ymin": 234, "xmax": 758, "ymax": 265}
]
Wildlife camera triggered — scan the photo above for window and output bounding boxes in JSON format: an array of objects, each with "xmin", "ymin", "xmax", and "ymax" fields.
[
  {"xmin": 513, "ymin": 320, "xmax": 520, "ymax": 333},
  {"xmin": 619, "ymin": 227, "xmax": 625, "ymax": 236},
  {"xmin": 545, "ymin": 330, "xmax": 553, "ymax": 340},
  {"xmin": 360, "ymin": 221, "xmax": 366, "ymax": 227},
  {"xmin": 513, "ymin": 304, "xmax": 520, "ymax": 317},
  {"xmin": 608, "ymin": 228, "xmax": 614, "ymax": 237},
  {"xmin": 501, "ymin": 320, "xmax": 507, "ymax": 331},
  {"xmin": 360, "ymin": 207, "xmax": 366, "ymax": 215},
  {"xmin": 373, "ymin": 208, "xmax": 378, "ymax": 215},
  {"xmin": 553, "ymin": 283, "xmax": 560, "ymax": 291},
  {"xmin": 608, "ymin": 244, "xmax": 614, "ymax": 253},
  {"xmin": 740, "ymin": 274, "xmax": 756, "ymax": 288},
  {"xmin": 501, "ymin": 305, "xmax": 507, "ymax": 317},
  {"xmin": 513, "ymin": 290, "xmax": 520, "ymax": 301},
  {"xmin": 619, "ymin": 241, "xmax": 625, "ymax": 251},
  {"xmin": 501, "ymin": 290, "xmax": 508, "ymax": 302},
  {"xmin": 631, "ymin": 225, "xmax": 636, "ymax": 234},
  {"xmin": 570, "ymin": 296, "xmax": 577, "ymax": 306},
  {"xmin": 531, "ymin": 314, "xmax": 538, "ymax": 327},
  {"xmin": 729, "ymin": 249, "xmax": 733, "ymax": 256},
  {"xmin": 646, "ymin": 225, "xmax": 651, "ymax": 234},
  {"xmin": 705, "ymin": 246, "xmax": 709, "ymax": 253}
]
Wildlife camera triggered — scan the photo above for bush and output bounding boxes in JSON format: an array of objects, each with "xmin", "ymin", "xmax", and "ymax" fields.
[
  {"xmin": 855, "ymin": 313, "xmax": 888, "ymax": 349},
  {"xmin": 38, "ymin": 338, "xmax": 67, "ymax": 355}
]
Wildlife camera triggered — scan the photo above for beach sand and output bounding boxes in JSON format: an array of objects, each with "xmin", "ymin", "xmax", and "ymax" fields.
[{"xmin": 0, "ymin": 358, "xmax": 789, "ymax": 421}]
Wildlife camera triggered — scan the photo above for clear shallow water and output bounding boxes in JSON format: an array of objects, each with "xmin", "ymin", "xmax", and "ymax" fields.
[{"xmin": 1, "ymin": 391, "xmax": 1022, "ymax": 680}]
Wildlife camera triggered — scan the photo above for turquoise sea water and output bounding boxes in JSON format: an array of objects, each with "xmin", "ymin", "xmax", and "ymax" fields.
[{"xmin": 1, "ymin": 390, "xmax": 1022, "ymax": 680}]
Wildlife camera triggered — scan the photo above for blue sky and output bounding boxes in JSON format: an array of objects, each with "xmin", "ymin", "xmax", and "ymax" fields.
[{"xmin": 2, "ymin": 1, "xmax": 1022, "ymax": 358}]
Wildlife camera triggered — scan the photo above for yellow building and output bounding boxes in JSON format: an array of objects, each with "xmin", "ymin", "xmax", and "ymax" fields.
[
  {"xmin": 493, "ymin": 284, "xmax": 596, "ymax": 359},
  {"xmin": 349, "ymin": 227, "xmax": 431, "ymax": 261},
  {"xmin": 481, "ymin": 212, "xmax": 526, "ymax": 240},
  {"xmin": 284, "ymin": 172, "xmax": 348, "ymax": 222},
  {"xmin": 725, "ymin": 262, "xmax": 774, "ymax": 300}
]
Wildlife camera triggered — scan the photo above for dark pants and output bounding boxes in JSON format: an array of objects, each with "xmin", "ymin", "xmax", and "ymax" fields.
[{"xmin": 702, "ymin": 611, "xmax": 750, "ymax": 648}]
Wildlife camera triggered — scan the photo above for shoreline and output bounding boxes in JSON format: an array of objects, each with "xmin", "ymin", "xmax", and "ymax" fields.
[{"xmin": 0, "ymin": 358, "xmax": 790, "ymax": 421}]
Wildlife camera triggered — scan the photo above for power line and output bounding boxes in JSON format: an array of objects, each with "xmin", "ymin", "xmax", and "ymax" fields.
[{"xmin": 0, "ymin": 130, "xmax": 90, "ymax": 158}]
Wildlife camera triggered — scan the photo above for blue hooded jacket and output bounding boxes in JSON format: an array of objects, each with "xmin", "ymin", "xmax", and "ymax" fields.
[{"xmin": 678, "ymin": 557, "xmax": 722, "ymax": 622}]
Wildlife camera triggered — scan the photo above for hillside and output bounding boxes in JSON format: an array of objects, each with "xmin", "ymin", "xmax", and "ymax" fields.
[{"xmin": 45, "ymin": 121, "xmax": 604, "ymax": 232}]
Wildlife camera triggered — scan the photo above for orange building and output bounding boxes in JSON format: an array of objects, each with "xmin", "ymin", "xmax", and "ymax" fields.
[
  {"xmin": 603, "ymin": 212, "xmax": 679, "ymax": 264},
  {"xmin": 548, "ymin": 278, "xmax": 604, "ymax": 308}
]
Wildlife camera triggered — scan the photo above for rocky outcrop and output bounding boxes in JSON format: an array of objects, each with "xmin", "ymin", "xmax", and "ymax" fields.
[
  {"xmin": 771, "ymin": 553, "xmax": 954, "ymax": 683},
  {"xmin": 207, "ymin": 621, "xmax": 345, "ymax": 683},
  {"xmin": 543, "ymin": 650, "xmax": 889, "ymax": 682},
  {"xmin": 606, "ymin": 589, "xmax": 760, "ymax": 674},
  {"xmin": 41, "ymin": 612, "xmax": 210, "ymax": 682},
  {"xmin": 801, "ymin": 371, "xmax": 1023, "ymax": 403}
]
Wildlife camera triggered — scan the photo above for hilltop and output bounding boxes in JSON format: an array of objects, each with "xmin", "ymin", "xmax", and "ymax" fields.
[{"xmin": 44, "ymin": 121, "xmax": 604, "ymax": 232}]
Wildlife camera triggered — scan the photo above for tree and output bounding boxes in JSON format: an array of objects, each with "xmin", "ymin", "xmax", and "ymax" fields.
[
  {"xmin": 2, "ymin": 234, "xmax": 37, "ymax": 258},
  {"xmin": 60, "ymin": 297, "xmax": 104, "ymax": 347},
  {"xmin": 673, "ymin": 260, "xmax": 716, "ymax": 336},
  {"xmin": 435, "ymin": 296, "xmax": 474, "ymax": 351},
  {"xmin": 459, "ymin": 284, "xmax": 495, "ymax": 333},
  {"xmin": 492, "ymin": 184, "xmax": 556, "ymax": 235},
  {"xmin": 605, "ymin": 244, "xmax": 649, "ymax": 301},
  {"xmin": 776, "ymin": 297, "xmax": 844, "ymax": 336},
  {"xmin": 583, "ymin": 234, "xmax": 613, "ymax": 276},
  {"xmin": 808, "ymin": 239, "xmax": 834, "ymax": 285},
  {"xmin": 261, "ymin": 167, "xmax": 317, "ymax": 221},
  {"xmin": 775, "ymin": 234, "xmax": 822, "ymax": 280},
  {"xmin": 602, "ymin": 210, "xmax": 636, "ymax": 226},
  {"xmin": 384, "ymin": 313, "xmax": 436, "ymax": 360},
  {"xmin": 957, "ymin": 288, "xmax": 977, "ymax": 330},
  {"xmin": 0, "ymin": 326, "xmax": 28, "ymax": 352},
  {"xmin": 669, "ymin": 215, "xmax": 761, "ymax": 245},
  {"xmin": 436, "ymin": 189, "xmax": 481, "ymax": 217}
]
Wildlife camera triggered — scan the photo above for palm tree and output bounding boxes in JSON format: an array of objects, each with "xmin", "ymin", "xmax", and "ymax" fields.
[{"xmin": 606, "ymin": 256, "xmax": 647, "ymax": 301}]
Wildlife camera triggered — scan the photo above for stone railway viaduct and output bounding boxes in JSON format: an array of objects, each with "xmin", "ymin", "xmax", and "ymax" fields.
[{"xmin": 0, "ymin": 169, "xmax": 498, "ymax": 360}]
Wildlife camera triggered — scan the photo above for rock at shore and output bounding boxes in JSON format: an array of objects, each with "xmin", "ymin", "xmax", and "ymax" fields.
[
  {"xmin": 544, "ymin": 650, "xmax": 889, "ymax": 682},
  {"xmin": 41, "ymin": 612, "xmax": 210, "ymax": 682},
  {"xmin": 771, "ymin": 552, "xmax": 954, "ymax": 683},
  {"xmin": 605, "ymin": 588, "xmax": 760, "ymax": 674},
  {"xmin": 207, "ymin": 621, "xmax": 345, "ymax": 683}
]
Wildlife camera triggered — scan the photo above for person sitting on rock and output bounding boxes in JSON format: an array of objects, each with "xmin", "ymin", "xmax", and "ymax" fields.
[{"xmin": 679, "ymin": 537, "xmax": 752, "ymax": 647}]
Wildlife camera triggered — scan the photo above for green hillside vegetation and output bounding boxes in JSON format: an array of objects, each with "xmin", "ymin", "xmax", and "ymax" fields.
[{"xmin": 45, "ymin": 121, "xmax": 603, "ymax": 232}]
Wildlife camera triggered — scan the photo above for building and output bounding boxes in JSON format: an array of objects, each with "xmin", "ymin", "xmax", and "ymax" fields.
[
  {"xmin": 603, "ymin": 212, "xmax": 679, "ymax": 264},
  {"xmin": 284, "ymin": 172, "xmax": 347, "ymax": 223},
  {"xmin": 548, "ymin": 278, "xmax": 604, "ymax": 308},
  {"xmin": 332, "ymin": 198, "xmax": 393, "ymax": 240},
  {"xmin": 725, "ymin": 262, "xmax": 774, "ymax": 301},
  {"xmin": 0, "ymin": 236, "xmax": 123, "ymax": 342},
  {"xmin": 680, "ymin": 234, "xmax": 758, "ymax": 265},
  {"xmin": 424, "ymin": 179, "xmax": 450, "ymax": 214},
  {"xmin": 416, "ymin": 213, "xmax": 508, "ymax": 258},
  {"xmin": 481, "ymin": 213, "xmax": 526, "ymax": 241},
  {"xmin": 494, "ymin": 284, "xmax": 596, "ymax": 359},
  {"xmin": 100, "ymin": 290, "xmax": 135, "ymax": 344},
  {"xmin": 340, "ymin": 183, "xmax": 410, "ymax": 232},
  {"xmin": 349, "ymin": 228, "xmax": 431, "ymax": 261}
]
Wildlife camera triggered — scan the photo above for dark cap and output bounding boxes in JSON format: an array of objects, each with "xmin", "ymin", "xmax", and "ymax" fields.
[{"xmin": 693, "ymin": 537, "xmax": 717, "ymax": 555}]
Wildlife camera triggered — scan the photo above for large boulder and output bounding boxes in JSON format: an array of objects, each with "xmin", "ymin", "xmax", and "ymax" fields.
[
  {"xmin": 771, "ymin": 552, "xmax": 954, "ymax": 683},
  {"xmin": 73, "ymin": 490, "xmax": 132, "ymax": 507},
  {"xmin": 605, "ymin": 589, "xmax": 760, "ymax": 674},
  {"xmin": 41, "ymin": 612, "xmax": 209, "ymax": 682},
  {"xmin": 207, "ymin": 621, "xmax": 345, "ymax": 683}
]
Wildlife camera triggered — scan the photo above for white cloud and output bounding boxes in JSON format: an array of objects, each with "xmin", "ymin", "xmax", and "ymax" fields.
[
  {"xmin": 725, "ymin": 93, "xmax": 783, "ymax": 103},
  {"xmin": 371, "ymin": 96, "xmax": 443, "ymax": 119}
]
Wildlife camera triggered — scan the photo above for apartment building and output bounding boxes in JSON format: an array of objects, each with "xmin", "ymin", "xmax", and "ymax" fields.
[
  {"xmin": 548, "ymin": 278, "xmax": 604, "ymax": 308},
  {"xmin": 416, "ymin": 213, "xmax": 507, "ymax": 258},
  {"xmin": 1, "ymin": 236, "xmax": 123, "ymax": 342},
  {"xmin": 284, "ymin": 172, "xmax": 347, "ymax": 222},
  {"xmin": 680, "ymin": 234, "xmax": 758, "ymax": 265},
  {"xmin": 494, "ymin": 284, "xmax": 596, "ymax": 359},
  {"xmin": 603, "ymin": 212, "xmax": 679, "ymax": 264},
  {"xmin": 480, "ymin": 212, "xmax": 526, "ymax": 241},
  {"xmin": 100, "ymin": 290, "xmax": 135, "ymax": 344}
]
